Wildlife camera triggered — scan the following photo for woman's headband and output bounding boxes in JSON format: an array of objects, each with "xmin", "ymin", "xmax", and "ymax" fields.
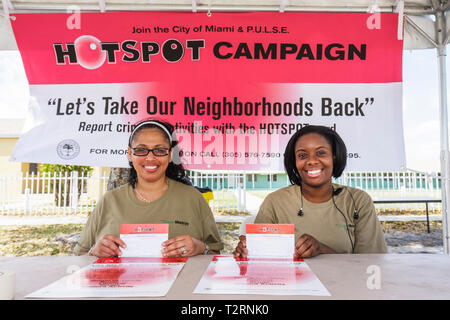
[{"xmin": 128, "ymin": 120, "xmax": 173, "ymax": 146}]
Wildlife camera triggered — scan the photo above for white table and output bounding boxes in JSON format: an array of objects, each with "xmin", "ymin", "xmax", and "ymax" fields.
[{"xmin": 1, "ymin": 254, "xmax": 450, "ymax": 300}]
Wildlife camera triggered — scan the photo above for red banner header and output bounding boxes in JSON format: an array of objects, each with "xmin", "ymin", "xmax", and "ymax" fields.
[{"xmin": 11, "ymin": 11, "xmax": 402, "ymax": 85}]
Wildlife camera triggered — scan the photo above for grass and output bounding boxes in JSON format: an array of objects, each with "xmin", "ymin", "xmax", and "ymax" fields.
[
  {"xmin": 0, "ymin": 220, "xmax": 443, "ymax": 257},
  {"xmin": 377, "ymin": 209, "xmax": 441, "ymax": 215},
  {"xmin": 380, "ymin": 221, "xmax": 442, "ymax": 234},
  {"xmin": 214, "ymin": 210, "xmax": 250, "ymax": 216},
  {"xmin": 0, "ymin": 224, "xmax": 84, "ymax": 257},
  {"xmin": 0, "ymin": 223, "xmax": 242, "ymax": 257},
  {"xmin": 217, "ymin": 222, "xmax": 241, "ymax": 254}
]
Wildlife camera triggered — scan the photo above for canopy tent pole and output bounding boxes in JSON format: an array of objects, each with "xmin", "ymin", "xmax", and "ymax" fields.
[
  {"xmin": 435, "ymin": 7, "xmax": 450, "ymax": 254},
  {"xmin": 2, "ymin": 3, "xmax": 435, "ymax": 14}
]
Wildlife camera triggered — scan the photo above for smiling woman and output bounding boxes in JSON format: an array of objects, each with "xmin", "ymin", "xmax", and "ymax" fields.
[
  {"xmin": 234, "ymin": 125, "xmax": 387, "ymax": 258},
  {"xmin": 74, "ymin": 119, "xmax": 223, "ymax": 258}
]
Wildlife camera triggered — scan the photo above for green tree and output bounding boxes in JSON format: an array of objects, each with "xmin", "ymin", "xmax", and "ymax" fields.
[{"xmin": 39, "ymin": 164, "xmax": 93, "ymax": 207}]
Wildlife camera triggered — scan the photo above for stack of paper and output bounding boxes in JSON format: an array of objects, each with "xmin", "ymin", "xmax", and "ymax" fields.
[{"xmin": 194, "ymin": 224, "xmax": 330, "ymax": 296}]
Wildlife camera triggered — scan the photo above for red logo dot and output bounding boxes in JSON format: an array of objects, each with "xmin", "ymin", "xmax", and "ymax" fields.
[{"xmin": 74, "ymin": 35, "xmax": 106, "ymax": 69}]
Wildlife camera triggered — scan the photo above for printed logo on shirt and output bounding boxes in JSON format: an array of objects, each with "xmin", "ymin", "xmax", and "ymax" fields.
[{"xmin": 161, "ymin": 220, "xmax": 189, "ymax": 226}]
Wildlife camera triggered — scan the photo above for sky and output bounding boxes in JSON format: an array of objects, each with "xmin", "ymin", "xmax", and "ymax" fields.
[
  {"xmin": 402, "ymin": 48, "xmax": 447, "ymax": 173},
  {"xmin": 0, "ymin": 48, "xmax": 449, "ymax": 173}
]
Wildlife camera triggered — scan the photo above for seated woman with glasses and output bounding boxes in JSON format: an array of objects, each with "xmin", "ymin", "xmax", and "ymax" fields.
[{"xmin": 74, "ymin": 119, "xmax": 223, "ymax": 257}]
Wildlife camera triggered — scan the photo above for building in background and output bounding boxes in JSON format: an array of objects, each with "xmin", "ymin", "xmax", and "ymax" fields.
[{"xmin": 0, "ymin": 118, "xmax": 25, "ymax": 174}]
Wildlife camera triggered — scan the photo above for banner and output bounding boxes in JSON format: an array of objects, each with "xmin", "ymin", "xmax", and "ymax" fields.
[{"xmin": 10, "ymin": 12, "xmax": 405, "ymax": 171}]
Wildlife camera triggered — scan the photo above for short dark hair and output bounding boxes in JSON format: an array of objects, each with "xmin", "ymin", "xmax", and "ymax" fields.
[
  {"xmin": 284, "ymin": 125, "xmax": 347, "ymax": 186},
  {"xmin": 128, "ymin": 119, "xmax": 191, "ymax": 187}
]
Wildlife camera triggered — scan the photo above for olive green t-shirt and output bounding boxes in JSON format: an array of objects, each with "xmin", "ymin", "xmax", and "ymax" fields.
[
  {"xmin": 255, "ymin": 184, "xmax": 388, "ymax": 254},
  {"xmin": 74, "ymin": 179, "xmax": 223, "ymax": 255}
]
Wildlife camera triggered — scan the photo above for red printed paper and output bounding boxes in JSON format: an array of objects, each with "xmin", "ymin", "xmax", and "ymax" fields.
[
  {"xmin": 246, "ymin": 224, "xmax": 294, "ymax": 234},
  {"xmin": 120, "ymin": 224, "xmax": 169, "ymax": 234}
]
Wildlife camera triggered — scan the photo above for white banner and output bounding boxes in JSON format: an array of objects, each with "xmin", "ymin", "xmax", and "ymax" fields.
[{"xmin": 11, "ymin": 82, "xmax": 405, "ymax": 171}]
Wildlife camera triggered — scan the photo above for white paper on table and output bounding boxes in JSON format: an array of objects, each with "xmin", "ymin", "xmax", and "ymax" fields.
[
  {"xmin": 245, "ymin": 224, "xmax": 295, "ymax": 258},
  {"xmin": 25, "ymin": 257, "xmax": 187, "ymax": 298},
  {"xmin": 119, "ymin": 224, "xmax": 168, "ymax": 257},
  {"xmin": 194, "ymin": 256, "xmax": 330, "ymax": 296},
  {"xmin": 120, "ymin": 233, "xmax": 168, "ymax": 257}
]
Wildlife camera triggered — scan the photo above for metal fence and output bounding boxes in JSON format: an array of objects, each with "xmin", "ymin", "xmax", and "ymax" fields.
[
  {"xmin": 0, "ymin": 170, "xmax": 443, "ymax": 216},
  {"xmin": 334, "ymin": 171, "xmax": 441, "ymax": 192},
  {"xmin": 0, "ymin": 171, "xmax": 109, "ymax": 216},
  {"xmin": 188, "ymin": 171, "xmax": 247, "ymax": 212}
]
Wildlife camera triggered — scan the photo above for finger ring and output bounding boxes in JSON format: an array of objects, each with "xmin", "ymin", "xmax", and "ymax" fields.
[{"xmin": 180, "ymin": 247, "xmax": 187, "ymax": 255}]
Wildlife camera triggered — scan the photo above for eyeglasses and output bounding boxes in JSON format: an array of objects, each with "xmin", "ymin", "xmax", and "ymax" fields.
[{"xmin": 131, "ymin": 147, "xmax": 171, "ymax": 157}]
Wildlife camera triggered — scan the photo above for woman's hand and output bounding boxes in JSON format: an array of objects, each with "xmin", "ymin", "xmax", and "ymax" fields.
[
  {"xmin": 295, "ymin": 234, "xmax": 335, "ymax": 258},
  {"xmin": 233, "ymin": 235, "xmax": 248, "ymax": 258},
  {"xmin": 90, "ymin": 234, "xmax": 127, "ymax": 257},
  {"xmin": 161, "ymin": 234, "xmax": 206, "ymax": 257}
]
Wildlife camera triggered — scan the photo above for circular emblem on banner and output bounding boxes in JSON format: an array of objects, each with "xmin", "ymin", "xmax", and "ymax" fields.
[
  {"xmin": 74, "ymin": 35, "xmax": 107, "ymax": 69},
  {"xmin": 57, "ymin": 140, "xmax": 80, "ymax": 160}
]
